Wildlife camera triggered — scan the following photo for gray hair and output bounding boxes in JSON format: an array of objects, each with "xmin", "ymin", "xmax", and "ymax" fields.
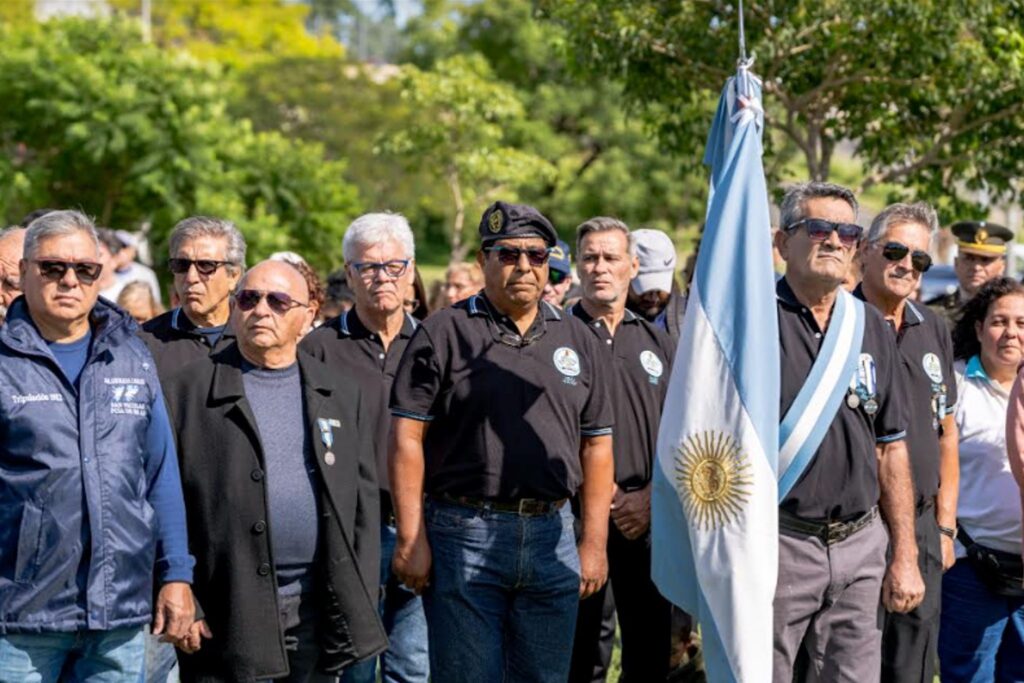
[
  {"xmin": 779, "ymin": 182, "xmax": 859, "ymax": 230},
  {"xmin": 168, "ymin": 216, "xmax": 246, "ymax": 270},
  {"xmin": 23, "ymin": 210, "xmax": 99, "ymax": 259},
  {"xmin": 865, "ymin": 202, "xmax": 939, "ymax": 246},
  {"xmin": 575, "ymin": 216, "xmax": 637, "ymax": 257},
  {"xmin": 0, "ymin": 225, "xmax": 25, "ymax": 242},
  {"xmin": 342, "ymin": 212, "xmax": 415, "ymax": 263}
]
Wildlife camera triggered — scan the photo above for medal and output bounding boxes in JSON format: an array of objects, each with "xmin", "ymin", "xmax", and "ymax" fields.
[
  {"xmin": 325, "ymin": 452, "xmax": 336, "ymax": 466},
  {"xmin": 864, "ymin": 398, "xmax": 878, "ymax": 415},
  {"xmin": 847, "ymin": 392, "xmax": 860, "ymax": 409}
]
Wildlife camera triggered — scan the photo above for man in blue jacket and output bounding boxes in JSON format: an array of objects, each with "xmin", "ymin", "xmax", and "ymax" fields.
[{"xmin": 0, "ymin": 210, "xmax": 195, "ymax": 682}]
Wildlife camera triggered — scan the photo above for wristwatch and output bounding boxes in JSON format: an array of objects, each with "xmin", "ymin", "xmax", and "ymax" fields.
[{"xmin": 938, "ymin": 524, "xmax": 957, "ymax": 540}]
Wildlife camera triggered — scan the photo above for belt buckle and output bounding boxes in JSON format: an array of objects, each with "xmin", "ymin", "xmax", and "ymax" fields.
[
  {"xmin": 518, "ymin": 499, "xmax": 532, "ymax": 515},
  {"xmin": 825, "ymin": 521, "xmax": 848, "ymax": 545}
]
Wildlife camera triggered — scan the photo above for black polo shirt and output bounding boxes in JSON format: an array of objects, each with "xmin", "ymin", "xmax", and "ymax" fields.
[
  {"xmin": 139, "ymin": 307, "xmax": 235, "ymax": 379},
  {"xmin": 569, "ymin": 302, "xmax": 675, "ymax": 489},
  {"xmin": 854, "ymin": 285, "xmax": 957, "ymax": 503},
  {"xmin": 777, "ymin": 278, "xmax": 907, "ymax": 520},
  {"xmin": 301, "ymin": 308, "xmax": 418, "ymax": 493},
  {"xmin": 390, "ymin": 293, "xmax": 614, "ymax": 501}
]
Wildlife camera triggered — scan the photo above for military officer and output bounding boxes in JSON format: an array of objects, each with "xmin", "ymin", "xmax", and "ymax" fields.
[
  {"xmin": 389, "ymin": 201, "xmax": 615, "ymax": 683},
  {"xmin": 925, "ymin": 220, "xmax": 1013, "ymax": 326}
]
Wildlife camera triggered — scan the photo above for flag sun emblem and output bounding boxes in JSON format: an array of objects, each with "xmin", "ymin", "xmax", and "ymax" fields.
[{"xmin": 675, "ymin": 431, "xmax": 753, "ymax": 530}]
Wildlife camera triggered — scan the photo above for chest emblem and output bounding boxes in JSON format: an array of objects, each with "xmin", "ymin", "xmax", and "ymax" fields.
[
  {"xmin": 640, "ymin": 350, "xmax": 664, "ymax": 379},
  {"xmin": 553, "ymin": 347, "xmax": 581, "ymax": 378},
  {"xmin": 922, "ymin": 353, "xmax": 943, "ymax": 383}
]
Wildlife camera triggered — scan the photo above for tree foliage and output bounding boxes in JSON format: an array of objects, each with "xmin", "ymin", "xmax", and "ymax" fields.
[{"xmin": 541, "ymin": 0, "xmax": 1024, "ymax": 217}]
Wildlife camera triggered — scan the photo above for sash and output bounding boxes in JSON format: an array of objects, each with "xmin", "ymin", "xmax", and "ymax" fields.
[{"xmin": 777, "ymin": 289, "xmax": 865, "ymax": 501}]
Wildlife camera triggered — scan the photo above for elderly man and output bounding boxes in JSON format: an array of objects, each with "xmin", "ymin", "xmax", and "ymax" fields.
[
  {"xmin": 854, "ymin": 202, "xmax": 959, "ymax": 683},
  {"xmin": 0, "ymin": 210, "xmax": 194, "ymax": 681},
  {"xmin": 566, "ymin": 217, "xmax": 675, "ymax": 683},
  {"xmin": 626, "ymin": 229, "xmax": 685, "ymax": 343},
  {"xmin": 302, "ymin": 213, "xmax": 427, "ymax": 683},
  {"xmin": 925, "ymin": 220, "xmax": 1013, "ymax": 326},
  {"xmin": 0, "ymin": 225, "xmax": 26, "ymax": 322},
  {"xmin": 389, "ymin": 201, "xmax": 615, "ymax": 683},
  {"xmin": 772, "ymin": 182, "xmax": 923, "ymax": 682},
  {"xmin": 139, "ymin": 216, "xmax": 245, "ymax": 375},
  {"xmin": 163, "ymin": 260, "xmax": 386, "ymax": 682}
]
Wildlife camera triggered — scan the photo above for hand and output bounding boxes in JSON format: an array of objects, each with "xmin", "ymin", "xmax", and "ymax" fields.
[
  {"xmin": 610, "ymin": 485, "xmax": 651, "ymax": 541},
  {"xmin": 176, "ymin": 620, "xmax": 212, "ymax": 654},
  {"xmin": 882, "ymin": 558, "xmax": 925, "ymax": 614},
  {"xmin": 393, "ymin": 532, "xmax": 432, "ymax": 595},
  {"xmin": 941, "ymin": 534, "xmax": 956, "ymax": 572},
  {"xmin": 153, "ymin": 582, "xmax": 196, "ymax": 642},
  {"xmin": 577, "ymin": 540, "xmax": 608, "ymax": 600}
]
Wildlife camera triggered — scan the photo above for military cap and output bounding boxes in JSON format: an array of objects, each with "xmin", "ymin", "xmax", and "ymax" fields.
[
  {"xmin": 953, "ymin": 220, "xmax": 1013, "ymax": 256},
  {"xmin": 479, "ymin": 201, "xmax": 558, "ymax": 247},
  {"xmin": 549, "ymin": 240, "xmax": 572, "ymax": 276}
]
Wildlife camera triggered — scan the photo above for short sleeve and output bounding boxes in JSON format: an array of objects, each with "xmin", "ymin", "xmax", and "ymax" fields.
[
  {"xmin": 579, "ymin": 331, "xmax": 614, "ymax": 437},
  {"xmin": 389, "ymin": 324, "xmax": 443, "ymax": 422},
  {"xmin": 872, "ymin": 315, "xmax": 908, "ymax": 443}
]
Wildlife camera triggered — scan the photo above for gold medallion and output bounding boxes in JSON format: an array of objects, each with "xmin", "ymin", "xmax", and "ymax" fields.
[
  {"xmin": 976, "ymin": 229, "xmax": 989, "ymax": 244},
  {"xmin": 488, "ymin": 210, "xmax": 503, "ymax": 233},
  {"xmin": 675, "ymin": 431, "xmax": 753, "ymax": 530}
]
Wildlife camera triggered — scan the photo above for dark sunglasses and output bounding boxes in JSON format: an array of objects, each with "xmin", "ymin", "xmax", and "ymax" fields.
[
  {"xmin": 168, "ymin": 258, "xmax": 232, "ymax": 276},
  {"xmin": 33, "ymin": 259, "xmax": 103, "ymax": 284},
  {"xmin": 350, "ymin": 259, "xmax": 411, "ymax": 280},
  {"xmin": 880, "ymin": 241, "xmax": 932, "ymax": 273},
  {"xmin": 548, "ymin": 270, "xmax": 568, "ymax": 285},
  {"xmin": 234, "ymin": 289, "xmax": 308, "ymax": 315},
  {"xmin": 786, "ymin": 218, "xmax": 864, "ymax": 247},
  {"xmin": 484, "ymin": 245, "xmax": 552, "ymax": 267}
]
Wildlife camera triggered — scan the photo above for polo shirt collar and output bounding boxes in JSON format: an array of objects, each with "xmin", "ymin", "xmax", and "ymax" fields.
[
  {"xmin": 339, "ymin": 308, "xmax": 418, "ymax": 339},
  {"xmin": 966, "ymin": 355, "xmax": 988, "ymax": 381},
  {"xmin": 467, "ymin": 293, "xmax": 562, "ymax": 323},
  {"xmin": 851, "ymin": 283, "xmax": 923, "ymax": 329},
  {"xmin": 569, "ymin": 301, "xmax": 639, "ymax": 325}
]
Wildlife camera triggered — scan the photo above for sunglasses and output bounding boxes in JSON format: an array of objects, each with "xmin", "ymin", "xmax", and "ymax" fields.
[
  {"xmin": 350, "ymin": 259, "xmax": 410, "ymax": 280},
  {"xmin": 880, "ymin": 241, "xmax": 932, "ymax": 273},
  {"xmin": 234, "ymin": 289, "xmax": 308, "ymax": 315},
  {"xmin": 33, "ymin": 259, "xmax": 103, "ymax": 284},
  {"xmin": 548, "ymin": 270, "xmax": 568, "ymax": 286},
  {"xmin": 786, "ymin": 218, "xmax": 864, "ymax": 247},
  {"xmin": 484, "ymin": 245, "xmax": 552, "ymax": 267},
  {"xmin": 168, "ymin": 258, "xmax": 233, "ymax": 276}
]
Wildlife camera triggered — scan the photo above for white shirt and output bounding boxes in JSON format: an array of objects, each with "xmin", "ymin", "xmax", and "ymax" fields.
[{"xmin": 954, "ymin": 356, "xmax": 1021, "ymax": 556}]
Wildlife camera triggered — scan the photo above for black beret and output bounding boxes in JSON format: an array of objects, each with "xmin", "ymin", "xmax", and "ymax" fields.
[{"xmin": 479, "ymin": 201, "xmax": 557, "ymax": 247}]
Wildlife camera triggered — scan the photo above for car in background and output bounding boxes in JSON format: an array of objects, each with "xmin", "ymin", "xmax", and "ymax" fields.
[{"xmin": 918, "ymin": 264, "xmax": 957, "ymax": 302}]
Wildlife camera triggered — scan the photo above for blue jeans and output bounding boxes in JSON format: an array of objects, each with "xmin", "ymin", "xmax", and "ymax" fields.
[
  {"xmin": 422, "ymin": 500, "xmax": 581, "ymax": 683},
  {"xmin": 939, "ymin": 559, "xmax": 1024, "ymax": 682},
  {"xmin": 341, "ymin": 521, "xmax": 428, "ymax": 683},
  {"xmin": 0, "ymin": 627, "xmax": 145, "ymax": 683},
  {"xmin": 142, "ymin": 634, "xmax": 178, "ymax": 683}
]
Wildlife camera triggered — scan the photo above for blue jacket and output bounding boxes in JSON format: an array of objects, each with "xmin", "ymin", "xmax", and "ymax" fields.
[{"xmin": 0, "ymin": 297, "xmax": 193, "ymax": 633}]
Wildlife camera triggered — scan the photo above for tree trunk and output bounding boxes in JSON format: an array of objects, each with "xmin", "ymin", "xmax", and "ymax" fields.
[{"xmin": 447, "ymin": 167, "xmax": 468, "ymax": 265}]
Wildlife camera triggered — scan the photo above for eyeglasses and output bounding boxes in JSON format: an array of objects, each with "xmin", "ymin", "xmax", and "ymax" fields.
[
  {"xmin": 548, "ymin": 270, "xmax": 568, "ymax": 286},
  {"xmin": 484, "ymin": 245, "xmax": 552, "ymax": 267},
  {"xmin": 33, "ymin": 260, "xmax": 103, "ymax": 284},
  {"xmin": 234, "ymin": 289, "xmax": 308, "ymax": 315},
  {"xmin": 349, "ymin": 259, "xmax": 410, "ymax": 280},
  {"xmin": 785, "ymin": 218, "xmax": 864, "ymax": 247},
  {"xmin": 880, "ymin": 241, "xmax": 932, "ymax": 273},
  {"xmin": 168, "ymin": 258, "xmax": 233, "ymax": 276}
]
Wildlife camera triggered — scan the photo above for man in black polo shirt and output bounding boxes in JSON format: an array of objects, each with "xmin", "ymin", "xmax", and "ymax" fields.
[
  {"xmin": 772, "ymin": 182, "xmax": 924, "ymax": 682},
  {"xmin": 566, "ymin": 217, "xmax": 674, "ymax": 683},
  {"xmin": 301, "ymin": 212, "xmax": 427, "ymax": 683},
  {"xmin": 855, "ymin": 202, "xmax": 959, "ymax": 683},
  {"xmin": 389, "ymin": 201, "xmax": 615, "ymax": 683},
  {"xmin": 139, "ymin": 216, "xmax": 244, "ymax": 375}
]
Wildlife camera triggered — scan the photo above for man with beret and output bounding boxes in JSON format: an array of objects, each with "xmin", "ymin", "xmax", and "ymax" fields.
[
  {"xmin": 926, "ymin": 220, "xmax": 1013, "ymax": 325},
  {"xmin": 542, "ymin": 239, "xmax": 573, "ymax": 308},
  {"xmin": 389, "ymin": 201, "xmax": 615, "ymax": 683}
]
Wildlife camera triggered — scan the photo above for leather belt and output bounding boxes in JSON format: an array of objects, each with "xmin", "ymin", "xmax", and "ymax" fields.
[
  {"xmin": 779, "ymin": 506, "xmax": 878, "ymax": 546},
  {"xmin": 436, "ymin": 494, "xmax": 567, "ymax": 516}
]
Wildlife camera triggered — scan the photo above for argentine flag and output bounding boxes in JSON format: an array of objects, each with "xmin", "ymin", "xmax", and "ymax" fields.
[{"xmin": 651, "ymin": 64, "xmax": 779, "ymax": 682}]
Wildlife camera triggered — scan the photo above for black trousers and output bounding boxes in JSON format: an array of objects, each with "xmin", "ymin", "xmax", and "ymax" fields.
[
  {"xmin": 569, "ymin": 524, "xmax": 672, "ymax": 683},
  {"xmin": 880, "ymin": 505, "xmax": 943, "ymax": 683}
]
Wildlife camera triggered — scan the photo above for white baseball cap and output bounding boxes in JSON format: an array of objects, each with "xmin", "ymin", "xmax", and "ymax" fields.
[{"xmin": 630, "ymin": 229, "xmax": 677, "ymax": 294}]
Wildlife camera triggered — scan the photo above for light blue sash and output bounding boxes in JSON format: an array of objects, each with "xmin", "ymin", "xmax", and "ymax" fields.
[{"xmin": 777, "ymin": 290, "xmax": 865, "ymax": 501}]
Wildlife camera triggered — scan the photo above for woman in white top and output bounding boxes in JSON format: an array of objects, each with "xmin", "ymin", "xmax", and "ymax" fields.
[{"xmin": 939, "ymin": 276, "xmax": 1024, "ymax": 682}]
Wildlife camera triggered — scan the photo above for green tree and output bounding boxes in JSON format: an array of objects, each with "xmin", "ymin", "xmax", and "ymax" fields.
[
  {"xmin": 377, "ymin": 54, "xmax": 556, "ymax": 263},
  {"xmin": 541, "ymin": 0, "xmax": 1024, "ymax": 216}
]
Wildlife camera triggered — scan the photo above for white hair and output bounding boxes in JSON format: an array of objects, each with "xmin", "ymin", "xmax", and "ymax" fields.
[
  {"xmin": 342, "ymin": 212, "xmax": 415, "ymax": 263},
  {"xmin": 24, "ymin": 210, "xmax": 99, "ymax": 259}
]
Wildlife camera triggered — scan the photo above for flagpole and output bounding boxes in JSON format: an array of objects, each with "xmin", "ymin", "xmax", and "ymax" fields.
[{"xmin": 737, "ymin": 0, "xmax": 747, "ymax": 64}]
